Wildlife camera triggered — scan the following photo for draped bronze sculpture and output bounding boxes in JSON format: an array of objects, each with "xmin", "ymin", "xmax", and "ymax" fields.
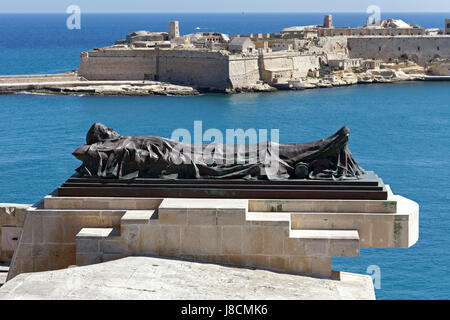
[{"xmin": 72, "ymin": 123, "xmax": 364, "ymax": 181}]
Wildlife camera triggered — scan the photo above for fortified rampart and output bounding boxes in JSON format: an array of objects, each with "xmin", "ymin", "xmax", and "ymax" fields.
[
  {"xmin": 79, "ymin": 48, "xmax": 240, "ymax": 91},
  {"xmin": 348, "ymin": 36, "xmax": 450, "ymax": 65},
  {"xmin": 259, "ymin": 52, "xmax": 320, "ymax": 83},
  {"xmin": 78, "ymin": 48, "xmax": 158, "ymax": 81},
  {"xmin": 78, "ymin": 47, "xmax": 321, "ymax": 91}
]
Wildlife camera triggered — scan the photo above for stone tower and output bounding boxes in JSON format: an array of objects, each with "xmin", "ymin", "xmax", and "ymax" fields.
[
  {"xmin": 169, "ymin": 21, "xmax": 180, "ymax": 39},
  {"xmin": 445, "ymin": 19, "xmax": 450, "ymax": 35},
  {"xmin": 323, "ymin": 15, "xmax": 333, "ymax": 28}
]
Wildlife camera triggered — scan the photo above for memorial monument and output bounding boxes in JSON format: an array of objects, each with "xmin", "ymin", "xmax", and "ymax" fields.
[{"xmin": 3, "ymin": 124, "xmax": 419, "ymax": 286}]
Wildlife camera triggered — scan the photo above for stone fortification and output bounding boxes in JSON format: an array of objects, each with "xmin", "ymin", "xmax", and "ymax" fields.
[
  {"xmin": 79, "ymin": 48, "xmax": 234, "ymax": 91},
  {"xmin": 78, "ymin": 47, "xmax": 322, "ymax": 91},
  {"xmin": 348, "ymin": 36, "xmax": 450, "ymax": 65},
  {"xmin": 259, "ymin": 52, "xmax": 320, "ymax": 83}
]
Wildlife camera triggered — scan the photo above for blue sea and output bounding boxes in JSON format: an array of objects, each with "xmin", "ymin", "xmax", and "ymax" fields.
[{"xmin": 0, "ymin": 13, "xmax": 449, "ymax": 299}]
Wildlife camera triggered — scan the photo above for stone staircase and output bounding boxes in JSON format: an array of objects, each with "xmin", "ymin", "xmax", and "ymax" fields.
[
  {"xmin": 74, "ymin": 198, "xmax": 364, "ymax": 278},
  {"xmin": 6, "ymin": 187, "xmax": 419, "ymax": 281}
]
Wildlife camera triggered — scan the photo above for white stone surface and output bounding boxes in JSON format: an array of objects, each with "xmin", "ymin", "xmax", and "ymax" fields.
[
  {"xmin": 0, "ymin": 256, "xmax": 375, "ymax": 300},
  {"xmin": 160, "ymin": 198, "xmax": 248, "ymax": 209},
  {"xmin": 121, "ymin": 210, "xmax": 155, "ymax": 224},
  {"xmin": 77, "ymin": 228, "xmax": 115, "ymax": 238},
  {"xmin": 289, "ymin": 229, "xmax": 359, "ymax": 240}
]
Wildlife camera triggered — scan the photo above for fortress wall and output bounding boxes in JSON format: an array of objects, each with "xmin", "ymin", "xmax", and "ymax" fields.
[
  {"xmin": 291, "ymin": 55, "xmax": 321, "ymax": 77},
  {"xmin": 228, "ymin": 56, "xmax": 260, "ymax": 88},
  {"xmin": 78, "ymin": 49, "xmax": 158, "ymax": 80},
  {"xmin": 348, "ymin": 36, "xmax": 450, "ymax": 65},
  {"xmin": 260, "ymin": 53, "xmax": 320, "ymax": 82},
  {"xmin": 157, "ymin": 50, "xmax": 231, "ymax": 91},
  {"xmin": 78, "ymin": 47, "xmax": 322, "ymax": 90}
]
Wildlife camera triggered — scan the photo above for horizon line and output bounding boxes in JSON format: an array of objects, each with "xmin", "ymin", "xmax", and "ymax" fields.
[{"xmin": 0, "ymin": 11, "xmax": 449, "ymax": 14}]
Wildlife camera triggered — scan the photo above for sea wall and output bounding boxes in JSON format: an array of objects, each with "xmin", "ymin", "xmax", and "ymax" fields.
[
  {"xmin": 348, "ymin": 36, "xmax": 450, "ymax": 65},
  {"xmin": 78, "ymin": 48, "xmax": 232, "ymax": 91},
  {"xmin": 78, "ymin": 49, "xmax": 158, "ymax": 80},
  {"xmin": 229, "ymin": 55, "xmax": 260, "ymax": 88},
  {"xmin": 78, "ymin": 47, "xmax": 321, "ymax": 91},
  {"xmin": 260, "ymin": 52, "xmax": 320, "ymax": 83},
  {"xmin": 157, "ymin": 50, "xmax": 231, "ymax": 91}
]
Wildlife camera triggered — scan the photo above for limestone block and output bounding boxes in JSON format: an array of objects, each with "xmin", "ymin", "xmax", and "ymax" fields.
[
  {"xmin": 284, "ymin": 238, "xmax": 307, "ymax": 256},
  {"xmin": 42, "ymin": 216, "xmax": 65, "ymax": 243},
  {"xmin": 101, "ymin": 239, "xmax": 130, "ymax": 254},
  {"xmin": 329, "ymin": 239, "xmax": 360, "ymax": 257},
  {"xmin": 187, "ymin": 209, "xmax": 217, "ymax": 225},
  {"xmin": 1, "ymin": 227, "xmax": 21, "ymax": 255},
  {"xmin": 221, "ymin": 226, "xmax": 243, "ymax": 255},
  {"xmin": 138, "ymin": 225, "xmax": 160, "ymax": 255},
  {"xmin": 76, "ymin": 238, "xmax": 100, "ymax": 253},
  {"xmin": 242, "ymin": 226, "xmax": 264, "ymax": 255},
  {"xmin": 181, "ymin": 226, "xmax": 221, "ymax": 255},
  {"xmin": 310, "ymin": 257, "xmax": 332, "ymax": 278},
  {"xmin": 121, "ymin": 210, "xmax": 155, "ymax": 225},
  {"xmin": 262, "ymin": 227, "xmax": 285, "ymax": 255},
  {"xmin": 77, "ymin": 253, "xmax": 102, "ymax": 266},
  {"xmin": 248, "ymin": 199, "xmax": 396, "ymax": 213},
  {"xmin": 217, "ymin": 209, "xmax": 246, "ymax": 225},
  {"xmin": 158, "ymin": 226, "xmax": 180, "ymax": 257},
  {"xmin": 268, "ymin": 255, "xmax": 289, "ymax": 271},
  {"xmin": 158, "ymin": 209, "xmax": 187, "ymax": 225}
]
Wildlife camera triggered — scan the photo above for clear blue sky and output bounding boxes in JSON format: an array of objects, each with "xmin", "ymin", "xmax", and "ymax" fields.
[{"xmin": 0, "ymin": 0, "xmax": 449, "ymax": 13}]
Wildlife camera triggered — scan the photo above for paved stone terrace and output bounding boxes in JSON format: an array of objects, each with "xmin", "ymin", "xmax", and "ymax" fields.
[{"xmin": 0, "ymin": 256, "xmax": 375, "ymax": 300}]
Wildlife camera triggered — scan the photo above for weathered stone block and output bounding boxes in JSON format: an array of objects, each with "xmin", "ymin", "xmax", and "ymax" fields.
[
  {"xmin": 221, "ymin": 226, "xmax": 242, "ymax": 255},
  {"xmin": 187, "ymin": 210, "xmax": 217, "ymax": 225},
  {"xmin": 76, "ymin": 238, "xmax": 99, "ymax": 253},
  {"xmin": 158, "ymin": 209, "xmax": 187, "ymax": 225},
  {"xmin": 262, "ymin": 227, "xmax": 285, "ymax": 255},
  {"xmin": 217, "ymin": 209, "xmax": 245, "ymax": 225},
  {"xmin": 243, "ymin": 226, "xmax": 264, "ymax": 255},
  {"xmin": 138, "ymin": 225, "xmax": 160, "ymax": 254},
  {"xmin": 181, "ymin": 226, "xmax": 221, "ymax": 255},
  {"xmin": 159, "ymin": 226, "xmax": 180, "ymax": 257}
]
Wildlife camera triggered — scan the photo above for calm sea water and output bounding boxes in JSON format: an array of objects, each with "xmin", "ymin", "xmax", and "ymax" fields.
[{"xmin": 0, "ymin": 13, "xmax": 450, "ymax": 299}]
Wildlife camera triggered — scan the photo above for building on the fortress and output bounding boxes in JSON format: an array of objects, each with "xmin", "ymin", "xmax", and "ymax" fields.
[
  {"xmin": 228, "ymin": 37, "xmax": 256, "ymax": 53},
  {"xmin": 446, "ymin": 19, "xmax": 450, "ymax": 35},
  {"xmin": 77, "ymin": 17, "xmax": 450, "ymax": 91},
  {"xmin": 318, "ymin": 17, "xmax": 426, "ymax": 37},
  {"xmin": 323, "ymin": 14, "xmax": 333, "ymax": 28},
  {"xmin": 282, "ymin": 15, "xmax": 426, "ymax": 37},
  {"xmin": 189, "ymin": 32, "xmax": 230, "ymax": 49},
  {"xmin": 328, "ymin": 58, "xmax": 362, "ymax": 70},
  {"xmin": 169, "ymin": 21, "xmax": 180, "ymax": 40}
]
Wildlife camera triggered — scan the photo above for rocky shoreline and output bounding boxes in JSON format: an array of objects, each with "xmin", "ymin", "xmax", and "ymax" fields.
[{"xmin": 0, "ymin": 61, "xmax": 446, "ymax": 97}]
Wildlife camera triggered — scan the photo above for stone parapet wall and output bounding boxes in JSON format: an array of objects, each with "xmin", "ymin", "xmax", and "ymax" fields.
[
  {"xmin": 157, "ymin": 49, "xmax": 231, "ymax": 91},
  {"xmin": 0, "ymin": 204, "xmax": 30, "ymax": 263},
  {"xmin": 78, "ymin": 49, "xmax": 158, "ymax": 81},
  {"xmin": 6, "ymin": 189, "xmax": 419, "ymax": 282},
  {"xmin": 348, "ymin": 36, "xmax": 450, "ymax": 65},
  {"xmin": 78, "ymin": 47, "xmax": 324, "ymax": 91},
  {"xmin": 260, "ymin": 52, "xmax": 320, "ymax": 83}
]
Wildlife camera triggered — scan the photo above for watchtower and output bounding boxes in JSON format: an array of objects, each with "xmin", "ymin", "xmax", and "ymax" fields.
[
  {"xmin": 323, "ymin": 15, "xmax": 333, "ymax": 28},
  {"xmin": 169, "ymin": 21, "xmax": 180, "ymax": 39}
]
